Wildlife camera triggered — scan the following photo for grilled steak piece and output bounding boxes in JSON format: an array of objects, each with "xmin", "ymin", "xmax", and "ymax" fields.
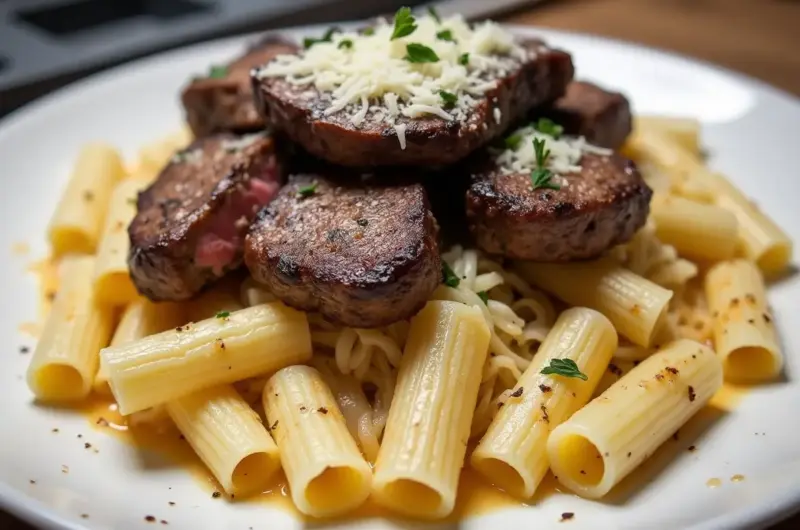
[
  {"xmin": 245, "ymin": 173, "xmax": 440, "ymax": 327},
  {"xmin": 129, "ymin": 132, "xmax": 282, "ymax": 301},
  {"xmin": 182, "ymin": 37, "xmax": 299, "ymax": 138},
  {"xmin": 467, "ymin": 151, "xmax": 651, "ymax": 261},
  {"xmin": 252, "ymin": 39, "xmax": 573, "ymax": 168},
  {"xmin": 537, "ymin": 81, "xmax": 632, "ymax": 150}
]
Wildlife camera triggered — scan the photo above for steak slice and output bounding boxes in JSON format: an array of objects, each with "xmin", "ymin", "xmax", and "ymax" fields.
[
  {"xmin": 252, "ymin": 39, "xmax": 573, "ymax": 168},
  {"xmin": 182, "ymin": 36, "xmax": 299, "ymax": 138},
  {"xmin": 467, "ymin": 145, "xmax": 651, "ymax": 261},
  {"xmin": 536, "ymin": 81, "xmax": 632, "ymax": 150},
  {"xmin": 129, "ymin": 132, "xmax": 282, "ymax": 301},
  {"xmin": 245, "ymin": 173, "xmax": 440, "ymax": 327}
]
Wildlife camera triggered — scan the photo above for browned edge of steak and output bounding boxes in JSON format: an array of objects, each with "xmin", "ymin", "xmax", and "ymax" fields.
[
  {"xmin": 466, "ymin": 153, "xmax": 652, "ymax": 261},
  {"xmin": 128, "ymin": 132, "xmax": 282, "ymax": 301},
  {"xmin": 252, "ymin": 39, "xmax": 574, "ymax": 167},
  {"xmin": 244, "ymin": 172, "xmax": 441, "ymax": 327},
  {"xmin": 181, "ymin": 36, "xmax": 299, "ymax": 138},
  {"xmin": 537, "ymin": 80, "xmax": 632, "ymax": 150}
]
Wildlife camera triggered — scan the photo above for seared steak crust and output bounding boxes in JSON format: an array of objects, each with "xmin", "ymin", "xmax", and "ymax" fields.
[
  {"xmin": 252, "ymin": 40, "xmax": 574, "ymax": 167},
  {"xmin": 129, "ymin": 132, "xmax": 281, "ymax": 301},
  {"xmin": 182, "ymin": 37, "xmax": 299, "ymax": 138},
  {"xmin": 467, "ymin": 153, "xmax": 652, "ymax": 261},
  {"xmin": 245, "ymin": 173, "xmax": 440, "ymax": 327}
]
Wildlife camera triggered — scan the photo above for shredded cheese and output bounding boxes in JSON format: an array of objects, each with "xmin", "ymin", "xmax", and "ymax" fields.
[
  {"xmin": 495, "ymin": 125, "xmax": 612, "ymax": 181},
  {"xmin": 257, "ymin": 13, "xmax": 532, "ymax": 148}
]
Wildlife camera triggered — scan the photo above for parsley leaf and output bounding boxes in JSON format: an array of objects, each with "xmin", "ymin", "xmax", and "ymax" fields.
[
  {"xmin": 477, "ymin": 291, "xmax": 489, "ymax": 304},
  {"xmin": 404, "ymin": 43, "xmax": 439, "ymax": 63},
  {"xmin": 530, "ymin": 138, "xmax": 560, "ymax": 190},
  {"xmin": 363, "ymin": 27, "xmax": 375, "ymax": 36},
  {"xmin": 540, "ymin": 358, "xmax": 588, "ymax": 380},
  {"xmin": 304, "ymin": 27, "xmax": 339, "ymax": 49},
  {"xmin": 458, "ymin": 53, "xmax": 469, "ymax": 66},
  {"xmin": 535, "ymin": 117, "xmax": 564, "ymax": 139},
  {"xmin": 215, "ymin": 310, "xmax": 231, "ymax": 319},
  {"xmin": 504, "ymin": 133, "xmax": 522, "ymax": 150},
  {"xmin": 442, "ymin": 262, "xmax": 460, "ymax": 288},
  {"xmin": 391, "ymin": 7, "xmax": 417, "ymax": 40},
  {"xmin": 439, "ymin": 90, "xmax": 457, "ymax": 106},
  {"xmin": 208, "ymin": 65, "xmax": 228, "ymax": 79},
  {"xmin": 338, "ymin": 39, "xmax": 353, "ymax": 49},
  {"xmin": 436, "ymin": 29, "xmax": 455, "ymax": 42},
  {"xmin": 427, "ymin": 6, "xmax": 441, "ymax": 23},
  {"xmin": 297, "ymin": 182, "xmax": 318, "ymax": 198}
]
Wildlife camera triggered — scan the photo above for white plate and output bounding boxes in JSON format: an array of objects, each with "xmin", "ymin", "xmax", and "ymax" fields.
[{"xmin": 1, "ymin": 23, "xmax": 799, "ymax": 530}]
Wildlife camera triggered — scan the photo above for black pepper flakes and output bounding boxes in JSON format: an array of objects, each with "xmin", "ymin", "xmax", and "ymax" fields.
[
  {"xmin": 161, "ymin": 520, "xmax": 169, "ymax": 525},
  {"xmin": 538, "ymin": 384, "xmax": 552, "ymax": 393},
  {"xmin": 666, "ymin": 367, "xmax": 679, "ymax": 375},
  {"xmin": 269, "ymin": 420, "xmax": 279, "ymax": 431},
  {"xmin": 317, "ymin": 407, "xmax": 329, "ymax": 415},
  {"xmin": 168, "ymin": 502, "xmax": 175, "ymax": 506},
  {"xmin": 19, "ymin": 346, "xmax": 29, "ymax": 354},
  {"xmin": 497, "ymin": 401, "xmax": 504, "ymax": 409},
  {"xmin": 300, "ymin": 406, "xmax": 307, "ymax": 412},
  {"xmin": 730, "ymin": 297, "xmax": 740, "ymax": 307},
  {"xmin": 51, "ymin": 428, "xmax": 59, "ymax": 433},
  {"xmin": 688, "ymin": 445, "xmax": 696, "ymax": 452},
  {"xmin": 96, "ymin": 417, "xmax": 108, "ymax": 427},
  {"xmin": 212, "ymin": 491, "xmax": 222, "ymax": 499},
  {"xmin": 510, "ymin": 386, "xmax": 524, "ymax": 398},
  {"xmin": 175, "ymin": 326, "xmax": 183, "ymax": 332},
  {"xmin": 77, "ymin": 434, "xmax": 83, "ymax": 439},
  {"xmin": 81, "ymin": 514, "xmax": 89, "ymax": 519},
  {"xmin": 29, "ymin": 479, "xmax": 36, "ymax": 485},
  {"xmin": 84, "ymin": 442, "xmax": 91, "ymax": 449},
  {"xmin": 608, "ymin": 363, "xmax": 623, "ymax": 377},
  {"xmin": 688, "ymin": 386, "xmax": 696, "ymax": 402},
  {"xmin": 655, "ymin": 373, "xmax": 665, "ymax": 381},
  {"xmin": 745, "ymin": 293, "xmax": 757, "ymax": 304},
  {"xmin": 560, "ymin": 512, "xmax": 575, "ymax": 522},
  {"xmin": 145, "ymin": 515, "xmax": 157, "ymax": 523},
  {"xmin": 747, "ymin": 318, "xmax": 755, "ymax": 324},
  {"xmin": 627, "ymin": 452, "xmax": 632, "ymax": 458},
  {"xmin": 763, "ymin": 313, "xmax": 772, "ymax": 324},
  {"xmin": 540, "ymin": 405, "xmax": 549, "ymax": 423},
  {"xmin": 672, "ymin": 431, "xmax": 679, "ymax": 441},
  {"xmin": 83, "ymin": 191, "xmax": 95, "ymax": 201},
  {"xmin": 356, "ymin": 218, "xmax": 369, "ymax": 227}
]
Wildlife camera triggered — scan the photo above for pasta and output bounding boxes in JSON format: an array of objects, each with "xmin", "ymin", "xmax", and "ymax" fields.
[
  {"xmin": 27, "ymin": 256, "xmax": 116, "ymax": 401},
  {"xmin": 93, "ymin": 298, "xmax": 186, "ymax": 395},
  {"xmin": 547, "ymin": 339, "xmax": 722, "ymax": 499},
  {"xmin": 93, "ymin": 179, "xmax": 149, "ymax": 306},
  {"xmin": 48, "ymin": 144, "xmax": 126, "ymax": 256},
  {"xmin": 514, "ymin": 258, "xmax": 672, "ymax": 347},
  {"xmin": 471, "ymin": 307, "xmax": 617, "ymax": 498},
  {"xmin": 166, "ymin": 384, "xmax": 280, "ymax": 496},
  {"xmin": 633, "ymin": 116, "xmax": 701, "ymax": 156},
  {"xmin": 650, "ymin": 193, "xmax": 738, "ymax": 262},
  {"xmin": 263, "ymin": 365, "xmax": 372, "ymax": 517},
  {"xmin": 705, "ymin": 259, "xmax": 782, "ymax": 382},
  {"xmin": 372, "ymin": 300, "xmax": 491, "ymax": 519},
  {"xmin": 101, "ymin": 302, "xmax": 312, "ymax": 414}
]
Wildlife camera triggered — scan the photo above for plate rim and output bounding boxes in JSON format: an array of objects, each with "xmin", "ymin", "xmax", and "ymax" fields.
[{"xmin": 1, "ymin": 22, "xmax": 799, "ymax": 530}]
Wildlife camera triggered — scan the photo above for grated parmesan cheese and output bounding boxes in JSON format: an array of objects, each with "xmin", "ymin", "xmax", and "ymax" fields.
[
  {"xmin": 257, "ymin": 12, "xmax": 532, "ymax": 148},
  {"xmin": 495, "ymin": 125, "xmax": 612, "ymax": 180},
  {"xmin": 493, "ymin": 107, "xmax": 501, "ymax": 124}
]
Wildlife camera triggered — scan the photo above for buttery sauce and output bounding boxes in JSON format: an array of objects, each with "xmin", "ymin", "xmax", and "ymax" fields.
[{"xmin": 80, "ymin": 397, "xmax": 539, "ymax": 522}]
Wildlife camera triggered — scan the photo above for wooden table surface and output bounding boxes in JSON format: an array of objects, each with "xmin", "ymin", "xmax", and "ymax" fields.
[{"xmin": 3, "ymin": 0, "xmax": 799, "ymax": 528}]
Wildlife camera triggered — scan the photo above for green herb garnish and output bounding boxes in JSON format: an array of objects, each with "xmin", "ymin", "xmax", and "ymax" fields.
[
  {"xmin": 338, "ymin": 39, "xmax": 353, "ymax": 49},
  {"xmin": 442, "ymin": 262, "xmax": 460, "ymax": 288},
  {"xmin": 541, "ymin": 358, "xmax": 588, "ymax": 380},
  {"xmin": 427, "ymin": 6, "xmax": 441, "ymax": 23},
  {"xmin": 363, "ymin": 27, "xmax": 375, "ymax": 36},
  {"xmin": 535, "ymin": 117, "xmax": 564, "ymax": 139},
  {"xmin": 436, "ymin": 29, "xmax": 455, "ymax": 42},
  {"xmin": 477, "ymin": 291, "xmax": 489, "ymax": 304},
  {"xmin": 391, "ymin": 7, "xmax": 417, "ymax": 40},
  {"xmin": 304, "ymin": 27, "xmax": 339, "ymax": 49},
  {"xmin": 439, "ymin": 90, "xmax": 457, "ymax": 107},
  {"xmin": 404, "ymin": 43, "xmax": 439, "ymax": 63},
  {"xmin": 297, "ymin": 182, "xmax": 318, "ymax": 198},
  {"xmin": 458, "ymin": 53, "xmax": 469, "ymax": 66},
  {"xmin": 530, "ymin": 138, "xmax": 560, "ymax": 191},
  {"xmin": 215, "ymin": 311, "xmax": 231, "ymax": 319},
  {"xmin": 208, "ymin": 65, "xmax": 228, "ymax": 79},
  {"xmin": 504, "ymin": 133, "xmax": 522, "ymax": 150}
]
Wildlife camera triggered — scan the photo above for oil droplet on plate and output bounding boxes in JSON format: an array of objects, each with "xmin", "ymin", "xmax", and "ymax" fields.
[
  {"xmin": 706, "ymin": 478, "xmax": 722, "ymax": 488},
  {"xmin": 730, "ymin": 474, "xmax": 745, "ymax": 483}
]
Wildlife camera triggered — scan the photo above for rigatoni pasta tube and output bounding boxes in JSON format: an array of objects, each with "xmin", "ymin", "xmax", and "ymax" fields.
[
  {"xmin": 705, "ymin": 259, "xmax": 782, "ymax": 382},
  {"xmin": 372, "ymin": 301, "xmax": 491, "ymax": 519},
  {"xmin": 166, "ymin": 384, "xmax": 280, "ymax": 497},
  {"xmin": 651, "ymin": 194, "xmax": 738, "ymax": 262},
  {"xmin": 633, "ymin": 116, "xmax": 700, "ymax": 156},
  {"xmin": 28, "ymin": 256, "xmax": 115, "ymax": 401},
  {"xmin": 515, "ymin": 259, "xmax": 672, "ymax": 347},
  {"xmin": 101, "ymin": 302, "xmax": 312, "ymax": 414},
  {"xmin": 93, "ymin": 298, "xmax": 186, "ymax": 395},
  {"xmin": 471, "ymin": 307, "xmax": 617, "ymax": 498},
  {"xmin": 547, "ymin": 339, "xmax": 722, "ymax": 499},
  {"xmin": 263, "ymin": 366, "xmax": 372, "ymax": 518},
  {"xmin": 93, "ymin": 179, "xmax": 148, "ymax": 306},
  {"xmin": 48, "ymin": 144, "xmax": 125, "ymax": 256}
]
